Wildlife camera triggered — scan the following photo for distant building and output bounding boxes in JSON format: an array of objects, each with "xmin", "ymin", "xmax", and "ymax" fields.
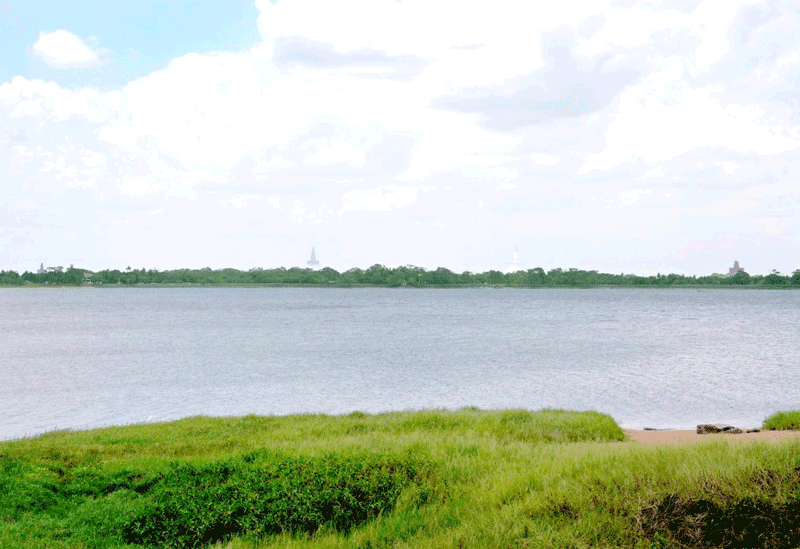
[
  {"xmin": 506, "ymin": 246, "xmax": 524, "ymax": 274},
  {"xmin": 37, "ymin": 263, "xmax": 45, "ymax": 274},
  {"xmin": 728, "ymin": 260, "xmax": 744, "ymax": 276},
  {"xmin": 307, "ymin": 247, "xmax": 319, "ymax": 268}
]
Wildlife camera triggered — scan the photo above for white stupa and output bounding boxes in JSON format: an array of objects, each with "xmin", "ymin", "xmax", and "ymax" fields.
[
  {"xmin": 506, "ymin": 246, "xmax": 524, "ymax": 273},
  {"xmin": 307, "ymin": 247, "xmax": 319, "ymax": 268}
]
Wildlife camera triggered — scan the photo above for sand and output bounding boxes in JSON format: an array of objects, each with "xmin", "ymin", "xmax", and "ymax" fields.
[{"xmin": 620, "ymin": 429, "xmax": 800, "ymax": 446}]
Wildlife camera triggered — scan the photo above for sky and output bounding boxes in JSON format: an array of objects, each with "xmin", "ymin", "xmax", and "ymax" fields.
[{"xmin": 1, "ymin": 0, "xmax": 799, "ymax": 276}]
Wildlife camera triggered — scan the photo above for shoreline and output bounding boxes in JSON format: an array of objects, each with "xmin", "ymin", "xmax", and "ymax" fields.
[
  {"xmin": 621, "ymin": 428, "xmax": 800, "ymax": 445},
  {"xmin": 3, "ymin": 282, "xmax": 800, "ymax": 289},
  {"xmin": 4, "ymin": 416, "xmax": 800, "ymax": 445}
]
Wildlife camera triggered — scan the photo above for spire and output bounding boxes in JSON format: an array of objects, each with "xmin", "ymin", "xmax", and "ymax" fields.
[
  {"xmin": 307, "ymin": 247, "xmax": 319, "ymax": 267},
  {"xmin": 508, "ymin": 246, "xmax": 523, "ymax": 273}
]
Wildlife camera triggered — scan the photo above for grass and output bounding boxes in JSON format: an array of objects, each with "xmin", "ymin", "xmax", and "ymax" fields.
[
  {"xmin": 0, "ymin": 408, "xmax": 799, "ymax": 548},
  {"xmin": 763, "ymin": 411, "xmax": 800, "ymax": 431}
]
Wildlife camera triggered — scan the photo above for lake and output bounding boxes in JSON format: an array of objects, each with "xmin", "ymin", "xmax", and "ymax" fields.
[{"xmin": 1, "ymin": 287, "xmax": 798, "ymax": 440}]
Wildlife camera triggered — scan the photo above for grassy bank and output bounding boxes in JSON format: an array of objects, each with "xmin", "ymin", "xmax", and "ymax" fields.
[
  {"xmin": 764, "ymin": 411, "xmax": 800, "ymax": 431},
  {"xmin": 2, "ymin": 409, "xmax": 799, "ymax": 549}
]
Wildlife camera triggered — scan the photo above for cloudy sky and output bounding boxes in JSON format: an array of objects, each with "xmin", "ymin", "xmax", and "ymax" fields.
[{"xmin": 1, "ymin": 0, "xmax": 798, "ymax": 276}]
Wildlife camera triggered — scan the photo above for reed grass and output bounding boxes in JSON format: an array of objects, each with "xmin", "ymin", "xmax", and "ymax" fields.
[
  {"xmin": 763, "ymin": 411, "xmax": 800, "ymax": 431},
  {"xmin": 2, "ymin": 408, "xmax": 799, "ymax": 549}
]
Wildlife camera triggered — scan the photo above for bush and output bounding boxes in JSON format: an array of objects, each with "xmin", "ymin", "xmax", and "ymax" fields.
[
  {"xmin": 763, "ymin": 411, "xmax": 800, "ymax": 431},
  {"xmin": 493, "ymin": 409, "xmax": 625, "ymax": 443},
  {"xmin": 0, "ymin": 456, "xmax": 144, "ymax": 521},
  {"xmin": 640, "ymin": 494, "xmax": 800, "ymax": 548},
  {"xmin": 123, "ymin": 452, "xmax": 432, "ymax": 548}
]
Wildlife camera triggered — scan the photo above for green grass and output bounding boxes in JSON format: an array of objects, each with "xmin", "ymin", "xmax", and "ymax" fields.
[
  {"xmin": 1, "ymin": 408, "xmax": 799, "ymax": 548},
  {"xmin": 763, "ymin": 411, "xmax": 800, "ymax": 431}
]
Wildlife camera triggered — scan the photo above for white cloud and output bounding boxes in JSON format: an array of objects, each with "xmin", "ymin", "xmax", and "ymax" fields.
[
  {"xmin": 305, "ymin": 139, "xmax": 366, "ymax": 167},
  {"xmin": 226, "ymin": 194, "xmax": 281, "ymax": 209},
  {"xmin": 620, "ymin": 189, "xmax": 651, "ymax": 206},
  {"xmin": 489, "ymin": 167, "xmax": 518, "ymax": 185},
  {"xmin": 260, "ymin": 156, "xmax": 284, "ymax": 170},
  {"xmin": 578, "ymin": 81, "xmax": 800, "ymax": 174},
  {"xmin": 31, "ymin": 30, "xmax": 103, "ymax": 69},
  {"xmin": 643, "ymin": 166, "xmax": 666, "ymax": 179},
  {"xmin": 118, "ymin": 176, "xmax": 159, "ymax": 195},
  {"xmin": 339, "ymin": 185, "xmax": 418, "ymax": 213},
  {"xmin": 0, "ymin": 76, "xmax": 120, "ymax": 122},
  {"xmin": 776, "ymin": 51, "xmax": 800, "ymax": 69},
  {"xmin": 3, "ymin": 0, "xmax": 800, "ymax": 275},
  {"xmin": 13, "ymin": 198, "xmax": 42, "ymax": 211},
  {"xmin": 691, "ymin": 0, "xmax": 753, "ymax": 73},
  {"xmin": 11, "ymin": 145, "xmax": 36, "ymax": 161},
  {"xmin": 530, "ymin": 153, "xmax": 561, "ymax": 165}
]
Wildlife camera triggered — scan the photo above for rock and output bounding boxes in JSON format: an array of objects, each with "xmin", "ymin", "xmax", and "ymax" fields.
[
  {"xmin": 697, "ymin": 424, "xmax": 736, "ymax": 434},
  {"xmin": 698, "ymin": 424, "xmax": 753, "ymax": 434}
]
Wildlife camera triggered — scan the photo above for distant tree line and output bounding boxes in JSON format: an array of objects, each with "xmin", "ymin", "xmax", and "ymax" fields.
[{"xmin": 2, "ymin": 265, "xmax": 800, "ymax": 287}]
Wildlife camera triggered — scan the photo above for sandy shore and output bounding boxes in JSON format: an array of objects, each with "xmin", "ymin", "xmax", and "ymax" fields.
[{"xmin": 621, "ymin": 428, "xmax": 800, "ymax": 446}]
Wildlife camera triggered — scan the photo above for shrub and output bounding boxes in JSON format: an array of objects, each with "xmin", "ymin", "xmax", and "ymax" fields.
[
  {"xmin": 0, "ymin": 456, "xmax": 145, "ymax": 521},
  {"xmin": 123, "ymin": 452, "xmax": 432, "ymax": 548},
  {"xmin": 763, "ymin": 411, "xmax": 800, "ymax": 431},
  {"xmin": 639, "ymin": 494, "xmax": 800, "ymax": 548}
]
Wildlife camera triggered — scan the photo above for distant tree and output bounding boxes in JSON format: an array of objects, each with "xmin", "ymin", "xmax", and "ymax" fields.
[
  {"xmin": 340, "ymin": 268, "xmax": 364, "ymax": 285},
  {"xmin": 763, "ymin": 273, "xmax": 786, "ymax": 285},
  {"xmin": 524, "ymin": 268, "xmax": 546, "ymax": 286},
  {"xmin": 363, "ymin": 264, "xmax": 389, "ymax": 285},
  {"xmin": 487, "ymin": 270, "xmax": 505, "ymax": 285},
  {"xmin": 546, "ymin": 268, "xmax": 564, "ymax": 285},
  {"xmin": 399, "ymin": 265, "xmax": 425, "ymax": 286},
  {"xmin": 565, "ymin": 268, "xmax": 583, "ymax": 286},
  {"xmin": 250, "ymin": 269, "xmax": 274, "ymax": 284},
  {"xmin": 730, "ymin": 270, "xmax": 751, "ymax": 285},
  {"xmin": 507, "ymin": 270, "xmax": 526, "ymax": 286},
  {"xmin": 98, "ymin": 269, "xmax": 122, "ymax": 284},
  {"xmin": 318, "ymin": 267, "xmax": 340, "ymax": 284},
  {"xmin": 423, "ymin": 267, "xmax": 455, "ymax": 286},
  {"xmin": 0, "ymin": 270, "xmax": 24, "ymax": 285},
  {"xmin": 283, "ymin": 267, "xmax": 315, "ymax": 284},
  {"xmin": 64, "ymin": 267, "xmax": 85, "ymax": 285},
  {"xmin": 451, "ymin": 270, "xmax": 470, "ymax": 285}
]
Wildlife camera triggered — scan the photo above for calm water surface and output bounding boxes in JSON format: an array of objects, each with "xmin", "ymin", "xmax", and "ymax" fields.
[{"xmin": 1, "ymin": 287, "xmax": 798, "ymax": 440}]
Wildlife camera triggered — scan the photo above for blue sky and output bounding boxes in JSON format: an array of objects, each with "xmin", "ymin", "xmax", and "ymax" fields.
[
  {"xmin": 0, "ymin": 1, "xmax": 262, "ymax": 88},
  {"xmin": 1, "ymin": 0, "xmax": 799, "ymax": 276}
]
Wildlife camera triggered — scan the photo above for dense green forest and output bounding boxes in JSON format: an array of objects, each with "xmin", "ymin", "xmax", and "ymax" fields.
[{"xmin": 2, "ymin": 264, "xmax": 800, "ymax": 287}]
